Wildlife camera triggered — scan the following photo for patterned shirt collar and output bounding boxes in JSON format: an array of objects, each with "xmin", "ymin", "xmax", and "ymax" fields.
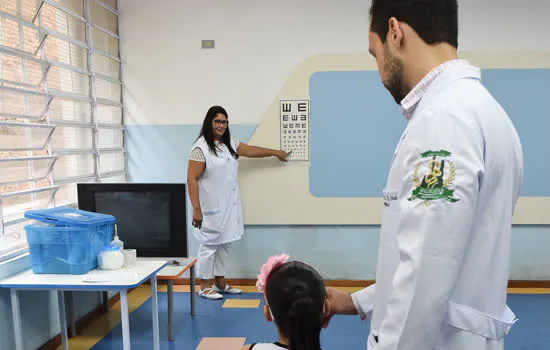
[{"xmin": 401, "ymin": 59, "xmax": 466, "ymax": 120}]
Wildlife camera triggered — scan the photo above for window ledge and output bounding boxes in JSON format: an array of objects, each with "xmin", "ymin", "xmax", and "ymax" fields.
[
  {"xmin": 0, "ymin": 245, "xmax": 29, "ymax": 262},
  {"xmin": 0, "ymin": 252, "xmax": 30, "ymax": 280}
]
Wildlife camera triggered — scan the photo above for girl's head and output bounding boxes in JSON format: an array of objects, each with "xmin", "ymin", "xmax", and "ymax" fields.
[
  {"xmin": 198, "ymin": 105, "xmax": 238, "ymax": 158},
  {"xmin": 257, "ymin": 254, "xmax": 327, "ymax": 350}
]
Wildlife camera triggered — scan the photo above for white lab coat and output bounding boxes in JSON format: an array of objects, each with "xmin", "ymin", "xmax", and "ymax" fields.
[
  {"xmin": 353, "ymin": 61, "xmax": 523, "ymax": 350},
  {"xmin": 191, "ymin": 136, "xmax": 244, "ymax": 245}
]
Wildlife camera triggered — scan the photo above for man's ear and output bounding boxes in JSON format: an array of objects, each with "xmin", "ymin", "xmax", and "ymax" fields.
[
  {"xmin": 387, "ymin": 17, "xmax": 404, "ymax": 49},
  {"xmin": 264, "ymin": 304, "xmax": 273, "ymax": 322}
]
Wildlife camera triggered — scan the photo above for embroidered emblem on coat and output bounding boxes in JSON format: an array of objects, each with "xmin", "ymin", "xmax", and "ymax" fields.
[{"xmin": 408, "ymin": 150, "xmax": 459, "ymax": 206}]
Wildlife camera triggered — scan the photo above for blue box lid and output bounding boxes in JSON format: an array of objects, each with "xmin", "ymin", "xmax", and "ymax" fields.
[{"xmin": 25, "ymin": 207, "xmax": 116, "ymax": 227}]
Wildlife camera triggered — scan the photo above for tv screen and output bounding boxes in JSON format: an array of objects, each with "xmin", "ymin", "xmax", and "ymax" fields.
[
  {"xmin": 94, "ymin": 191, "xmax": 171, "ymax": 250},
  {"xmin": 77, "ymin": 183, "xmax": 188, "ymax": 258}
]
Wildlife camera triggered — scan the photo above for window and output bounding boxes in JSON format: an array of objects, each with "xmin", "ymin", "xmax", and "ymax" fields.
[{"xmin": 0, "ymin": 0, "xmax": 124, "ymax": 259}]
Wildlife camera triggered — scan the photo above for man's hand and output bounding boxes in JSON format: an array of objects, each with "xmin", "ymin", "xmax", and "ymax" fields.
[{"xmin": 323, "ymin": 287, "xmax": 359, "ymax": 327}]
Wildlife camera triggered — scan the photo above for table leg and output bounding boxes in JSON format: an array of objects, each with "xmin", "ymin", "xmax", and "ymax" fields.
[
  {"xmin": 190, "ymin": 265, "xmax": 196, "ymax": 316},
  {"xmin": 10, "ymin": 289, "xmax": 23, "ymax": 350},
  {"xmin": 66, "ymin": 291, "xmax": 76, "ymax": 337},
  {"xmin": 120, "ymin": 289, "xmax": 131, "ymax": 349},
  {"xmin": 167, "ymin": 280, "xmax": 174, "ymax": 341},
  {"xmin": 151, "ymin": 274, "xmax": 160, "ymax": 350},
  {"xmin": 57, "ymin": 291, "xmax": 69, "ymax": 350},
  {"xmin": 102, "ymin": 291, "xmax": 109, "ymax": 313}
]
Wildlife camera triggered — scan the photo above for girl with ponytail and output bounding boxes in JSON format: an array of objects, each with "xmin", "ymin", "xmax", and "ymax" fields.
[{"xmin": 242, "ymin": 254, "xmax": 328, "ymax": 350}]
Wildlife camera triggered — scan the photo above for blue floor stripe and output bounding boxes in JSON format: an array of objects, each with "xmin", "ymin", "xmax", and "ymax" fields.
[{"xmin": 91, "ymin": 293, "xmax": 550, "ymax": 349}]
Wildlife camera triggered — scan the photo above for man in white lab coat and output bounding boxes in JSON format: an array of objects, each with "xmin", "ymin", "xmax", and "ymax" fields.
[{"xmin": 324, "ymin": 0, "xmax": 523, "ymax": 349}]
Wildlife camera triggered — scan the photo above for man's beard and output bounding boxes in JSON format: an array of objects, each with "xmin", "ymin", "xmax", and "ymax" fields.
[{"xmin": 382, "ymin": 49, "xmax": 407, "ymax": 104}]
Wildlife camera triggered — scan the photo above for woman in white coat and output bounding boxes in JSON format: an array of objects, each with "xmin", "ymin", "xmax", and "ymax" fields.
[
  {"xmin": 323, "ymin": 1, "xmax": 523, "ymax": 349},
  {"xmin": 187, "ymin": 106, "xmax": 290, "ymax": 300}
]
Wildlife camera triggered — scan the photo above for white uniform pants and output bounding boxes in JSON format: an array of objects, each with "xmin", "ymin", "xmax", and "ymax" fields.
[{"xmin": 197, "ymin": 242, "xmax": 234, "ymax": 279}]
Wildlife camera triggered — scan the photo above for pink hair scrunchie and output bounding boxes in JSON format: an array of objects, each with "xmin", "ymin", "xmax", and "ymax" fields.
[{"xmin": 256, "ymin": 253, "xmax": 290, "ymax": 293}]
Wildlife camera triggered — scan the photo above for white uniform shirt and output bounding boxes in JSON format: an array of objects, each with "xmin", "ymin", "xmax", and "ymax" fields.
[
  {"xmin": 353, "ymin": 60, "xmax": 523, "ymax": 350},
  {"xmin": 190, "ymin": 136, "xmax": 244, "ymax": 245}
]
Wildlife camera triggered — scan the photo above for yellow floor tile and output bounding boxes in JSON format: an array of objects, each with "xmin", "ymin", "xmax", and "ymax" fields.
[
  {"xmin": 196, "ymin": 337, "xmax": 246, "ymax": 350},
  {"xmin": 239, "ymin": 285, "xmax": 259, "ymax": 293},
  {"xmin": 222, "ymin": 299, "xmax": 261, "ymax": 309}
]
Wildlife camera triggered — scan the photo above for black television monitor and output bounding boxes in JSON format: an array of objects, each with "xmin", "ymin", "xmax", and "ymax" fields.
[{"xmin": 77, "ymin": 183, "xmax": 188, "ymax": 258}]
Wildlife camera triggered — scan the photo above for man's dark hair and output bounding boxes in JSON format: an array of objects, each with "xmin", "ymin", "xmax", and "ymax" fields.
[{"xmin": 369, "ymin": 0, "xmax": 458, "ymax": 48}]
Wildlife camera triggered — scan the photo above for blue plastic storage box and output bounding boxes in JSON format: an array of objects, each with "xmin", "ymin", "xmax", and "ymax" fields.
[{"xmin": 24, "ymin": 207, "xmax": 116, "ymax": 275}]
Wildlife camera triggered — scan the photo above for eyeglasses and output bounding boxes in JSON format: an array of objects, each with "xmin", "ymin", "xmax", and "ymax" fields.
[{"xmin": 214, "ymin": 119, "xmax": 228, "ymax": 125}]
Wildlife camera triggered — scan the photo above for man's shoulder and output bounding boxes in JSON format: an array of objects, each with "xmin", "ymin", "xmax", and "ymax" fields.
[
  {"xmin": 437, "ymin": 78, "xmax": 498, "ymax": 112},
  {"xmin": 417, "ymin": 78, "xmax": 504, "ymax": 125}
]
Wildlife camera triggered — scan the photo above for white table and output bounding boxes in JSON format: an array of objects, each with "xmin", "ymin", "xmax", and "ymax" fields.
[{"xmin": 0, "ymin": 260, "xmax": 167, "ymax": 350}]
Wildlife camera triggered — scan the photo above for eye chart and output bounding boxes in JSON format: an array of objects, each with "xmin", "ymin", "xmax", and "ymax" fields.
[{"xmin": 280, "ymin": 99, "xmax": 309, "ymax": 161}]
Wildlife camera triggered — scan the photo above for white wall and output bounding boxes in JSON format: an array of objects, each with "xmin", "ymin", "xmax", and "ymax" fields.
[
  {"xmin": 119, "ymin": 0, "xmax": 550, "ymax": 126},
  {"xmin": 118, "ymin": 0, "xmax": 550, "ymax": 281}
]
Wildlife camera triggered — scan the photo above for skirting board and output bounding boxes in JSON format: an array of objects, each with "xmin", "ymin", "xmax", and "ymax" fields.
[{"xmin": 170, "ymin": 279, "xmax": 550, "ymax": 289}]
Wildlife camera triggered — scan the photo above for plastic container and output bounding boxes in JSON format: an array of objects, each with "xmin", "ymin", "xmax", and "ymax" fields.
[
  {"xmin": 111, "ymin": 224, "xmax": 124, "ymax": 250},
  {"xmin": 122, "ymin": 249, "xmax": 137, "ymax": 267},
  {"xmin": 97, "ymin": 245, "xmax": 125, "ymax": 270},
  {"xmin": 24, "ymin": 207, "xmax": 116, "ymax": 275}
]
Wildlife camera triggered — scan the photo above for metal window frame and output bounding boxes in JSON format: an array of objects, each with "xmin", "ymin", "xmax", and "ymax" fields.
[
  {"xmin": 101, "ymin": 170, "xmax": 125, "ymax": 179},
  {"xmin": 91, "ymin": 48, "xmax": 120, "ymax": 63},
  {"xmin": 0, "ymin": 10, "xmax": 89, "ymax": 49},
  {"xmin": 54, "ymin": 173, "xmax": 96, "ymax": 185},
  {"xmin": 93, "ymin": 73, "xmax": 121, "ymax": 85},
  {"xmin": 0, "ymin": 184, "xmax": 59, "ymax": 199},
  {"xmin": 94, "ymin": 0, "xmax": 118, "ymax": 16},
  {"xmin": 0, "ymin": 41, "xmax": 90, "ymax": 76},
  {"xmin": 52, "ymin": 148, "xmax": 95, "ymax": 155},
  {"xmin": 91, "ymin": 23, "xmax": 118, "ymax": 39},
  {"xmin": 0, "ymin": 185, "xmax": 59, "ymax": 225},
  {"xmin": 1, "ymin": 0, "xmax": 126, "ymax": 243},
  {"xmin": 96, "ymin": 122, "xmax": 124, "ymax": 129},
  {"xmin": 0, "ymin": 155, "xmax": 57, "ymax": 185},
  {"xmin": 50, "ymin": 120, "xmax": 94, "ymax": 128},
  {"xmin": 0, "ymin": 121, "xmax": 56, "ymax": 151},
  {"xmin": 117, "ymin": 1, "xmax": 127, "ymax": 182},
  {"xmin": 0, "ymin": 85, "xmax": 53, "ymax": 120},
  {"xmin": 43, "ymin": 0, "xmax": 86, "ymax": 22},
  {"xmin": 97, "ymin": 147, "xmax": 124, "ymax": 153}
]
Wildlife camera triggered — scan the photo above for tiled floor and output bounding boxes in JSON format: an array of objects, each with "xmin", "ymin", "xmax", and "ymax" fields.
[{"xmin": 58, "ymin": 286, "xmax": 550, "ymax": 349}]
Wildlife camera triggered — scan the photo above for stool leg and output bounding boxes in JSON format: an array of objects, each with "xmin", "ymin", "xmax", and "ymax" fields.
[
  {"xmin": 190, "ymin": 265, "xmax": 196, "ymax": 316},
  {"xmin": 168, "ymin": 280, "xmax": 174, "ymax": 341}
]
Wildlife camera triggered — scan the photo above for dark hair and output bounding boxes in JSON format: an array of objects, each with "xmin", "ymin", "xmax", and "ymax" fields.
[
  {"xmin": 197, "ymin": 106, "xmax": 238, "ymax": 159},
  {"xmin": 265, "ymin": 261, "xmax": 325, "ymax": 350},
  {"xmin": 369, "ymin": 0, "xmax": 458, "ymax": 48}
]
